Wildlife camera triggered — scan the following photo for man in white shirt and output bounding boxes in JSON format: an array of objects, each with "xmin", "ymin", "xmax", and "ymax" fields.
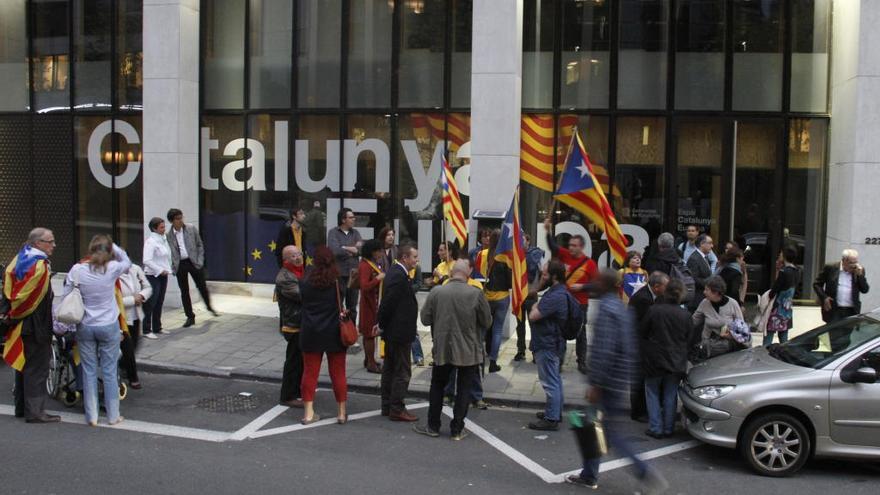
[
  {"xmin": 679, "ymin": 224, "xmax": 717, "ymax": 273},
  {"xmin": 814, "ymin": 249, "xmax": 870, "ymax": 323},
  {"xmin": 166, "ymin": 208, "xmax": 217, "ymax": 328}
]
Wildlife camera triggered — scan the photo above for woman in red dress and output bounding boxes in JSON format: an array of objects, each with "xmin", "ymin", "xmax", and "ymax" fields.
[{"xmin": 358, "ymin": 239, "xmax": 385, "ymax": 373}]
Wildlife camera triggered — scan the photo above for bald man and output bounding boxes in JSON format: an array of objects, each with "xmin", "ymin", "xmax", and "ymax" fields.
[
  {"xmin": 414, "ymin": 260, "xmax": 492, "ymax": 440},
  {"xmin": 276, "ymin": 245, "xmax": 305, "ymax": 407}
]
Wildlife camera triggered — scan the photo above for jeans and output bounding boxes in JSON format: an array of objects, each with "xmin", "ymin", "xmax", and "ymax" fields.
[
  {"xmin": 143, "ymin": 274, "xmax": 168, "ymax": 334},
  {"xmin": 78, "ymin": 322, "xmax": 122, "ymax": 424},
  {"xmin": 176, "ymin": 259, "xmax": 214, "ymax": 318},
  {"xmin": 412, "ymin": 337, "xmax": 425, "ymax": 363},
  {"xmin": 428, "ymin": 364, "xmax": 478, "ymax": 434},
  {"xmin": 644, "ymin": 374, "xmax": 680, "ymax": 435},
  {"xmin": 487, "ymin": 296, "xmax": 510, "ymax": 361},
  {"xmin": 535, "ymin": 348, "xmax": 564, "ymax": 421},
  {"xmin": 580, "ymin": 404, "xmax": 649, "ymax": 482},
  {"xmin": 763, "ymin": 330, "xmax": 789, "ymax": 347},
  {"xmin": 576, "ymin": 304, "xmax": 589, "ymax": 365}
]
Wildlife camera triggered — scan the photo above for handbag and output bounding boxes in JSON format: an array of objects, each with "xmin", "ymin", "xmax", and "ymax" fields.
[
  {"xmin": 336, "ymin": 282, "xmax": 358, "ymax": 347},
  {"xmin": 56, "ymin": 269, "xmax": 85, "ymax": 325}
]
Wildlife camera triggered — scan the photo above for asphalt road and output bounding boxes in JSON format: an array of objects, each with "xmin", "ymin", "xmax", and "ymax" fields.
[{"xmin": 1, "ymin": 369, "xmax": 878, "ymax": 495}]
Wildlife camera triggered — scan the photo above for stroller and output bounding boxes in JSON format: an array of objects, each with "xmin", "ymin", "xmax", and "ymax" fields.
[{"xmin": 47, "ymin": 320, "xmax": 128, "ymax": 408}]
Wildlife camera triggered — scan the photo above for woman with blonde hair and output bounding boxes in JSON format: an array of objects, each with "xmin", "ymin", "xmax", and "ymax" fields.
[{"xmin": 63, "ymin": 235, "xmax": 131, "ymax": 426}]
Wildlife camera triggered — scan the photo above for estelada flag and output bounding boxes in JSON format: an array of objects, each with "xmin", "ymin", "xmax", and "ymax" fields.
[
  {"xmin": 554, "ymin": 131, "xmax": 628, "ymax": 266},
  {"xmin": 493, "ymin": 187, "xmax": 529, "ymax": 320},
  {"xmin": 441, "ymin": 155, "xmax": 467, "ymax": 248},
  {"xmin": 3, "ymin": 246, "xmax": 51, "ymax": 371}
]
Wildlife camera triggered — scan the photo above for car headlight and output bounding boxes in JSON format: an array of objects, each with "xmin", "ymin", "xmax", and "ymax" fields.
[{"xmin": 692, "ymin": 385, "xmax": 735, "ymax": 401}]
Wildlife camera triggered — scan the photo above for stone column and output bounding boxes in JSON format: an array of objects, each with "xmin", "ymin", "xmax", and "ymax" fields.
[
  {"xmin": 143, "ymin": 0, "xmax": 200, "ymax": 307},
  {"xmin": 827, "ymin": 0, "xmax": 880, "ymax": 311},
  {"xmin": 468, "ymin": 0, "xmax": 523, "ymax": 216}
]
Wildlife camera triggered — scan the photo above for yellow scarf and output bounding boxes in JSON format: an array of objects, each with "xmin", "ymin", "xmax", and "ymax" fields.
[{"xmin": 365, "ymin": 259, "xmax": 384, "ymax": 300}]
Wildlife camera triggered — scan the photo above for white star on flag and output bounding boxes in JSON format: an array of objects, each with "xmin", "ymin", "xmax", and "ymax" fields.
[
  {"xmin": 628, "ymin": 278, "xmax": 646, "ymax": 295},
  {"xmin": 576, "ymin": 162, "xmax": 591, "ymax": 178},
  {"xmin": 504, "ymin": 222, "xmax": 514, "ymax": 240}
]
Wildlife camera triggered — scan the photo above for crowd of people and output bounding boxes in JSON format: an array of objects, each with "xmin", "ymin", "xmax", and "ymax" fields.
[{"xmin": 1, "ymin": 206, "xmax": 871, "ymax": 492}]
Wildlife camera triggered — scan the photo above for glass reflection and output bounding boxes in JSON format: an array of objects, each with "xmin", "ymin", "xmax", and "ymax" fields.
[
  {"xmin": 522, "ymin": 0, "xmax": 555, "ymax": 109},
  {"xmin": 732, "ymin": 0, "xmax": 784, "ymax": 111},
  {"xmin": 618, "ymin": 0, "xmax": 668, "ymax": 110},
  {"xmin": 559, "ymin": 0, "xmax": 610, "ymax": 109},
  {"xmin": 676, "ymin": 119, "xmax": 723, "ymax": 243},
  {"xmin": 117, "ymin": 0, "xmax": 143, "ymax": 109},
  {"xmin": 74, "ymin": 0, "xmax": 112, "ymax": 110},
  {"xmin": 204, "ymin": 0, "xmax": 245, "ymax": 109},
  {"xmin": 791, "ymin": 0, "xmax": 830, "ymax": 113},
  {"xmin": 297, "ymin": 0, "xmax": 341, "ymax": 108},
  {"xmin": 0, "ymin": 0, "xmax": 29, "ymax": 111},
  {"xmin": 32, "ymin": 0, "xmax": 70, "ymax": 112},
  {"xmin": 675, "ymin": 0, "xmax": 724, "ymax": 110},
  {"xmin": 399, "ymin": 1, "xmax": 444, "ymax": 107},
  {"xmin": 348, "ymin": 0, "xmax": 392, "ymax": 108},
  {"xmin": 450, "ymin": 0, "xmax": 472, "ymax": 108},
  {"xmin": 616, "ymin": 117, "xmax": 665, "ymax": 243},
  {"xmin": 249, "ymin": 0, "xmax": 291, "ymax": 109}
]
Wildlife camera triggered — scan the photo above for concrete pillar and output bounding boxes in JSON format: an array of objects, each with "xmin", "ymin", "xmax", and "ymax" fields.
[
  {"xmin": 827, "ymin": 0, "xmax": 880, "ymax": 311},
  {"xmin": 143, "ymin": 0, "xmax": 200, "ymax": 308},
  {"xmin": 468, "ymin": 0, "xmax": 523, "ymax": 216}
]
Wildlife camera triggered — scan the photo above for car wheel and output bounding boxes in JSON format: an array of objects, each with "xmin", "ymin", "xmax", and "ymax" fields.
[{"xmin": 739, "ymin": 413, "xmax": 811, "ymax": 477}]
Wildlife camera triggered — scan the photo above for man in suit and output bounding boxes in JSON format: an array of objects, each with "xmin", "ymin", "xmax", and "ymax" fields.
[
  {"xmin": 686, "ymin": 234, "xmax": 714, "ymax": 311},
  {"xmin": 166, "ymin": 208, "xmax": 218, "ymax": 328},
  {"xmin": 814, "ymin": 249, "xmax": 870, "ymax": 323},
  {"xmin": 377, "ymin": 244, "xmax": 420, "ymax": 422},
  {"xmin": 628, "ymin": 271, "xmax": 669, "ymax": 422}
]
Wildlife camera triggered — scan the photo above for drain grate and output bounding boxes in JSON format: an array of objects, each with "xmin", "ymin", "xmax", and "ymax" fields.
[{"xmin": 195, "ymin": 394, "xmax": 260, "ymax": 414}]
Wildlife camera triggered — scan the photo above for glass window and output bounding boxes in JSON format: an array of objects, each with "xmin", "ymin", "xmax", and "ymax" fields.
[
  {"xmin": 450, "ymin": 0, "xmax": 472, "ymax": 108},
  {"xmin": 733, "ymin": 120, "xmax": 781, "ymax": 294},
  {"xmin": 249, "ymin": 0, "xmax": 291, "ymax": 109},
  {"xmin": 247, "ymin": 114, "xmax": 289, "ymax": 282},
  {"xmin": 791, "ymin": 0, "xmax": 830, "ymax": 113},
  {"xmin": 116, "ymin": 116, "xmax": 143, "ymax": 263},
  {"xmin": 674, "ymin": 0, "xmax": 725, "ymax": 110},
  {"xmin": 295, "ymin": 115, "xmax": 340, "ymax": 247},
  {"xmin": 559, "ymin": 0, "xmax": 610, "ymax": 109},
  {"xmin": 73, "ymin": 0, "xmax": 112, "ymax": 111},
  {"xmin": 345, "ymin": 115, "xmax": 393, "ymax": 237},
  {"xmin": 203, "ymin": 0, "xmax": 245, "ymax": 109},
  {"xmin": 297, "ymin": 0, "xmax": 341, "ymax": 108},
  {"xmin": 32, "ymin": 0, "xmax": 71, "ymax": 113},
  {"xmin": 786, "ymin": 118, "xmax": 827, "ymax": 299},
  {"xmin": 522, "ymin": 0, "xmax": 555, "ymax": 109},
  {"xmin": 618, "ymin": 0, "xmax": 668, "ymax": 110},
  {"xmin": 616, "ymin": 116, "xmax": 666, "ymax": 243},
  {"xmin": 202, "ymin": 115, "xmax": 246, "ymax": 281},
  {"xmin": 347, "ymin": 0, "xmax": 392, "ymax": 108},
  {"xmin": 117, "ymin": 0, "xmax": 143, "ymax": 110},
  {"xmin": 0, "ymin": 0, "xmax": 29, "ymax": 111},
  {"xmin": 399, "ymin": 1, "xmax": 444, "ymax": 108},
  {"xmin": 732, "ymin": 0, "xmax": 784, "ymax": 111},
  {"xmin": 675, "ymin": 119, "xmax": 724, "ymax": 243},
  {"xmin": 75, "ymin": 116, "xmax": 115, "ymax": 256}
]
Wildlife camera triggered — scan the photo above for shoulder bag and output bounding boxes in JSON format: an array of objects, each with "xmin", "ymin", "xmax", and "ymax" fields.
[
  {"xmin": 56, "ymin": 268, "xmax": 85, "ymax": 324},
  {"xmin": 336, "ymin": 282, "xmax": 358, "ymax": 347}
]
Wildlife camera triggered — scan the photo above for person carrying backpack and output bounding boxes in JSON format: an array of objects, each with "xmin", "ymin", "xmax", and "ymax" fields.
[
  {"xmin": 527, "ymin": 260, "xmax": 582, "ymax": 431},
  {"xmin": 645, "ymin": 232, "xmax": 695, "ymax": 306}
]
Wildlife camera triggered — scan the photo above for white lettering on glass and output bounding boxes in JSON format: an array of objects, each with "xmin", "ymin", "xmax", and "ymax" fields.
[{"xmin": 88, "ymin": 119, "xmax": 141, "ymax": 189}]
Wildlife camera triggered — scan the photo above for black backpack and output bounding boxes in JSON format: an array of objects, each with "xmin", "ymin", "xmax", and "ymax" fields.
[
  {"xmin": 670, "ymin": 261, "xmax": 696, "ymax": 304},
  {"xmin": 562, "ymin": 294, "xmax": 584, "ymax": 340}
]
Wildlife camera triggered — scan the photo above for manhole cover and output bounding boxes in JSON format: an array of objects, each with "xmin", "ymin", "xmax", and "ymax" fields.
[{"xmin": 195, "ymin": 394, "xmax": 260, "ymax": 413}]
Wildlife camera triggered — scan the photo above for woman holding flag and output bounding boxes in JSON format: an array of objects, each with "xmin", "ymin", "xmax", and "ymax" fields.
[
  {"xmin": 63, "ymin": 235, "xmax": 131, "ymax": 426},
  {"xmin": 358, "ymin": 239, "xmax": 385, "ymax": 374}
]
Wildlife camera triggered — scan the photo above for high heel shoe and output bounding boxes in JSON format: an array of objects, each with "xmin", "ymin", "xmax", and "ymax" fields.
[{"xmin": 337, "ymin": 414, "xmax": 349, "ymax": 425}]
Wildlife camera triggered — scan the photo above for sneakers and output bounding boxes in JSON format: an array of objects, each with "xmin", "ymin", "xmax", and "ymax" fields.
[
  {"xmin": 565, "ymin": 475, "xmax": 598, "ymax": 490},
  {"xmin": 528, "ymin": 418, "xmax": 560, "ymax": 431},
  {"xmin": 143, "ymin": 333, "xmax": 158, "ymax": 340},
  {"xmin": 412, "ymin": 424, "xmax": 440, "ymax": 438},
  {"xmin": 472, "ymin": 400, "xmax": 489, "ymax": 410},
  {"xmin": 451, "ymin": 430, "xmax": 469, "ymax": 441}
]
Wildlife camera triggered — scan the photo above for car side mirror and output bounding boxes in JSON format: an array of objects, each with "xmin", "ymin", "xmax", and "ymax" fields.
[{"xmin": 854, "ymin": 367, "xmax": 878, "ymax": 384}]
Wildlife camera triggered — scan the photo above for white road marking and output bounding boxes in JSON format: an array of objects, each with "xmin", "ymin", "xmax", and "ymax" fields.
[
  {"xmin": 249, "ymin": 401, "xmax": 431, "ymax": 439},
  {"xmin": 0, "ymin": 404, "xmax": 230, "ymax": 442},
  {"xmin": 553, "ymin": 440, "xmax": 702, "ymax": 482},
  {"xmin": 228, "ymin": 405, "xmax": 288, "ymax": 441}
]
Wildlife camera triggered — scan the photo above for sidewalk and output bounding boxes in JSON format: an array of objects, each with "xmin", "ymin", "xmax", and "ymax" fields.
[{"xmin": 134, "ymin": 291, "xmax": 824, "ymax": 408}]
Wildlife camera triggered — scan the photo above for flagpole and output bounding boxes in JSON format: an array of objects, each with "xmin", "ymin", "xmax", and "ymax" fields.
[{"xmin": 547, "ymin": 126, "xmax": 578, "ymax": 230}]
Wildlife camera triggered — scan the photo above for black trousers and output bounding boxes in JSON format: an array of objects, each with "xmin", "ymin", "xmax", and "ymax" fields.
[
  {"xmin": 428, "ymin": 364, "xmax": 478, "ymax": 434},
  {"xmin": 279, "ymin": 333, "xmax": 304, "ymax": 402},
  {"xmin": 13, "ymin": 333, "xmax": 52, "ymax": 420},
  {"xmin": 515, "ymin": 297, "xmax": 537, "ymax": 354},
  {"xmin": 575, "ymin": 304, "xmax": 588, "ymax": 365},
  {"xmin": 381, "ymin": 341, "xmax": 412, "ymax": 414},
  {"xmin": 176, "ymin": 259, "xmax": 213, "ymax": 318},
  {"xmin": 120, "ymin": 322, "xmax": 140, "ymax": 383},
  {"xmin": 338, "ymin": 276, "xmax": 359, "ymax": 321},
  {"xmin": 630, "ymin": 373, "xmax": 647, "ymax": 420}
]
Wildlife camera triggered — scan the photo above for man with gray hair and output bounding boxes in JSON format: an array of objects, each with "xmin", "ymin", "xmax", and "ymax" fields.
[
  {"xmin": 414, "ymin": 259, "xmax": 492, "ymax": 440},
  {"xmin": 645, "ymin": 233, "xmax": 681, "ymax": 277},
  {"xmin": 814, "ymin": 248, "xmax": 870, "ymax": 323},
  {"xmin": 627, "ymin": 271, "xmax": 670, "ymax": 421}
]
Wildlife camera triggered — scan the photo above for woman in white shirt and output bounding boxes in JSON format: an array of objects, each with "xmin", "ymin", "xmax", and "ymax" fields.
[
  {"xmin": 63, "ymin": 235, "xmax": 131, "ymax": 426},
  {"xmin": 142, "ymin": 217, "xmax": 172, "ymax": 339},
  {"xmin": 119, "ymin": 263, "xmax": 152, "ymax": 389}
]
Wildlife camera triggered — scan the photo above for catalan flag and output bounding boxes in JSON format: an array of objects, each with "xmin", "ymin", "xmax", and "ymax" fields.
[
  {"xmin": 520, "ymin": 114, "xmax": 556, "ymax": 191},
  {"xmin": 557, "ymin": 115, "xmax": 622, "ymax": 198},
  {"xmin": 555, "ymin": 131, "xmax": 629, "ymax": 266},
  {"xmin": 441, "ymin": 155, "xmax": 468, "ymax": 248},
  {"xmin": 494, "ymin": 187, "xmax": 529, "ymax": 320},
  {"xmin": 411, "ymin": 113, "xmax": 470, "ymax": 152},
  {"xmin": 3, "ymin": 246, "xmax": 52, "ymax": 371}
]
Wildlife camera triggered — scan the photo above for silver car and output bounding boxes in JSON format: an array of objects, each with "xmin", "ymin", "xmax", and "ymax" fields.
[{"xmin": 680, "ymin": 311, "xmax": 880, "ymax": 476}]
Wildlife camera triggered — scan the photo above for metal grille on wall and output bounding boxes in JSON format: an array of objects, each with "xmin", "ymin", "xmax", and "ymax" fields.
[
  {"xmin": 33, "ymin": 115, "xmax": 76, "ymax": 271},
  {"xmin": 0, "ymin": 116, "xmax": 33, "ymax": 265}
]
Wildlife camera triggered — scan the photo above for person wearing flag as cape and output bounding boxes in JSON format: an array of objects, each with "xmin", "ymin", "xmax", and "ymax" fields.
[{"xmin": 4, "ymin": 228, "xmax": 59, "ymax": 423}]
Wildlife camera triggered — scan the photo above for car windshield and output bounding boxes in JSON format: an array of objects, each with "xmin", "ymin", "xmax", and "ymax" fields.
[{"xmin": 767, "ymin": 316, "xmax": 880, "ymax": 369}]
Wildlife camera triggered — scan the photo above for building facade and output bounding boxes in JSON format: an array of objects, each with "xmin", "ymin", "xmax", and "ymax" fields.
[{"xmin": 0, "ymin": 0, "xmax": 877, "ymax": 309}]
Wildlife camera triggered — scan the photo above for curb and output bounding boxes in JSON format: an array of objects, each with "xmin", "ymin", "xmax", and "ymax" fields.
[{"xmin": 138, "ymin": 359, "xmax": 550, "ymax": 410}]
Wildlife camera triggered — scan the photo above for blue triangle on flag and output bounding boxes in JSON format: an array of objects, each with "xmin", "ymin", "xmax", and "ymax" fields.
[{"xmin": 556, "ymin": 143, "xmax": 596, "ymax": 195}]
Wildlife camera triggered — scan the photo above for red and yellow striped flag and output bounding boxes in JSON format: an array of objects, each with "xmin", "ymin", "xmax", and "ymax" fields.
[
  {"xmin": 441, "ymin": 155, "xmax": 467, "ymax": 248},
  {"xmin": 411, "ymin": 113, "xmax": 471, "ymax": 152},
  {"xmin": 3, "ymin": 248, "xmax": 51, "ymax": 371},
  {"xmin": 520, "ymin": 114, "xmax": 556, "ymax": 191}
]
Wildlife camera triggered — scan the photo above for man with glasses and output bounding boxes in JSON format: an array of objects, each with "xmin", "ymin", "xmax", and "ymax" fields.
[
  {"xmin": 328, "ymin": 208, "xmax": 363, "ymax": 319},
  {"xmin": 544, "ymin": 216, "xmax": 598, "ymax": 374},
  {"xmin": 4, "ymin": 228, "xmax": 60, "ymax": 423}
]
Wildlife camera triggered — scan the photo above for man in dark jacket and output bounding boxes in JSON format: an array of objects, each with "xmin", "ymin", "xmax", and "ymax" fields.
[
  {"xmin": 644, "ymin": 233, "xmax": 680, "ymax": 276},
  {"xmin": 627, "ymin": 271, "xmax": 669, "ymax": 422},
  {"xmin": 276, "ymin": 245, "xmax": 304, "ymax": 408},
  {"xmin": 814, "ymin": 248, "xmax": 870, "ymax": 323},
  {"xmin": 515, "ymin": 234, "xmax": 545, "ymax": 361},
  {"xmin": 377, "ymin": 245, "xmax": 420, "ymax": 422},
  {"xmin": 686, "ymin": 234, "xmax": 714, "ymax": 310},
  {"xmin": 274, "ymin": 208, "xmax": 307, "ymax": 266}
]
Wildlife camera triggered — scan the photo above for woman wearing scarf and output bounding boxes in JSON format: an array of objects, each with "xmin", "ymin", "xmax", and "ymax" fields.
[
  {"xmin": 142, "ymin": 217, "xmax": 172, "ymax": 339},
  {"xmin": 358, "ymin": 239, "xmax": 385, "ymax": 374}
]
